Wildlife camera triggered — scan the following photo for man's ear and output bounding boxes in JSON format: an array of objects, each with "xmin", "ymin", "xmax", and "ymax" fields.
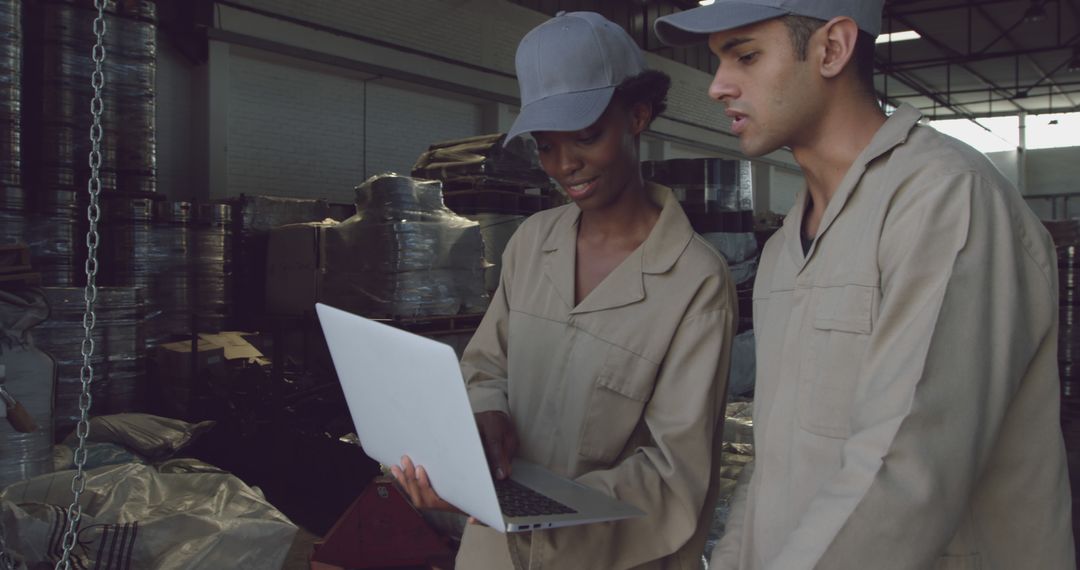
[{"xmin": 817, "ymin": 17, "xmax": 859, "ymax": 80}]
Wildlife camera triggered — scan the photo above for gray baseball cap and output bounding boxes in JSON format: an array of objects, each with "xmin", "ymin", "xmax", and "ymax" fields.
[
  {"xmin": 654, "ymin": 0, "xmax": 884, "ymax": 47},
  {"xmin": 504, "ymin": 11, "xmax": 646, "ymax": 146}
]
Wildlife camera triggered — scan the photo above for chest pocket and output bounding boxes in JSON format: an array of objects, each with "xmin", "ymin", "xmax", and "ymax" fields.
[
  {"xmin": 798, "ymin": 284, "xmax": 877, "ymax": 439},
  {"xmin": 578, "ymin": 344, "xmax": 658, "ymax": 464}
]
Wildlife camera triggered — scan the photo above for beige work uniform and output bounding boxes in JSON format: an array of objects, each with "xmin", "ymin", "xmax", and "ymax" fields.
[
  {"xmin": 458, "ymin": 183, "xmax": 737, "ymax": 569},
  {"xmin": 711, "ymin": 105, "xmax": 1075, "ymax": 570}
]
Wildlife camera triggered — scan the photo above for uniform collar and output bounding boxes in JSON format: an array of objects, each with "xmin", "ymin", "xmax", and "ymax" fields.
[
  {"xmin": 785, "ymin": 103, "xmax": 922, "ymax": 269},
  {"xmin": 541, "ymin": 182, "xmax": 693, "ymax": 313}
]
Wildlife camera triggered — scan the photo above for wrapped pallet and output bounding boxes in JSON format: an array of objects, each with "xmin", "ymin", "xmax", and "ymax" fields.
[
  {"xmin": 321, "ymin": 174, "xmax": 488, "ymax": 318},
  {"xmin": 323, "ymin": 174, "xmax": 488, "ymax": 317}
]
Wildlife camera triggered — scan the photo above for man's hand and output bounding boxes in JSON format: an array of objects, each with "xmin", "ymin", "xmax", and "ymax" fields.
[
  {"xmin": 390, "ymin": 455, "xmax": 461, "ymax": 513},
  {"xmin": 475, "ymin": 411, "xmax": 518, "ymax": 480}
]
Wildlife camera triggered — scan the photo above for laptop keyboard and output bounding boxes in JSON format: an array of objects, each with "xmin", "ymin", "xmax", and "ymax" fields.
[{"xmin": 494, "ymin": 479, "xmax": 578, "ymax": 517}]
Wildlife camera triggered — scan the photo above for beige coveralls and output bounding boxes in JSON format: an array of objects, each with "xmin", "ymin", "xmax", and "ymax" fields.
[
  {"xmin": 711, "ymin": 104, "xmax": 1075, "ymax": 570},
  {"xmin": 458, "ymin": 183, "xmax": 737, "ymax": 569}
]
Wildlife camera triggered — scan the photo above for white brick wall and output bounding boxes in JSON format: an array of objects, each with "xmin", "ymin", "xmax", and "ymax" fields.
[{"xmin": 227, "ymin": 51, "xmax": 367, "ymax": 202}]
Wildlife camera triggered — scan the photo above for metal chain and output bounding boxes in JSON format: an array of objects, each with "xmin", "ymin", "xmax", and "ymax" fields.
[{"xmin": 55, "ymin": 1, "xmax": 107, "ymax": 568}]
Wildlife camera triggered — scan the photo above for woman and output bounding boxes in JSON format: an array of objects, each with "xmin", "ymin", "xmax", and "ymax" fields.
[{"xmin": 394, "ymin": 11, "xmax": 736, "ymax": 569}]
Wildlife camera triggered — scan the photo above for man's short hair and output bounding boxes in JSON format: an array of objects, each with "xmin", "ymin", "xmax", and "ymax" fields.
[{"xmin": 780, "ymin": 15, "xmax": 876, "ymax": 97}]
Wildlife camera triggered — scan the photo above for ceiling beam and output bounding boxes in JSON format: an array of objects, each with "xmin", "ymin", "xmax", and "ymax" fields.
[
  {"xmin": 971, "ymin": 2, "xmax": 1078, "ymax": 109},
  {"xmin": 885, "ymin": 0, "xmax": 1027, "ymax": 18},
  {"xmin": 878, "ymin": 39, "xmax": 1078, "ymax": 72},
  {"xmin": 882, "ymin": 78, "xmax": 1080, "ymax": 97},
  {"xmin": 883, "ymin": 7, "xmax": 1025, "ymax": 113},
  {"xmin": 876, "ymin": 55, "xmax": 987, "ymax": 121}
]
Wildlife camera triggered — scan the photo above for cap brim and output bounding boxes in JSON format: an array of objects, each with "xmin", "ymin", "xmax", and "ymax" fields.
[
  {"xmin": 503, "ymin": 87, "xmax": 615, "ymax": 147},
  {"xmin": 654, "ymin": 2, "xmax": 788, "ymax": 47}
]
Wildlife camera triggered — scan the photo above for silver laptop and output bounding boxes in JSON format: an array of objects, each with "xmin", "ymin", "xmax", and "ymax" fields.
[{"xmin": 315, "ymin": 302, "xmax": 645, "ymax": 533}]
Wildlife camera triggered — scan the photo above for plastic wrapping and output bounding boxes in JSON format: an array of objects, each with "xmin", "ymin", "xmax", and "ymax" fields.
[
  {"xmin": 32, "ymin": 287, "xmax": 146, "ymax": 438},
  {"xmin": 466, "ymin": 213, "xmax": 525, "ymax": 293},
  {"xmin": 0, "ymin": 0, "xmax": 21, "ymax": 190},
  {"xmin": 321, "ymin": 174, "xmax": 488, "ymax": 318},
  {"xmin": 0, "ymin": 462, "xmax": 297, "ymax": 570},
  {"xmin": 0, "ymin": 187, "xmax": 25, "ymax": 246},
  {"xmin": 700, "ymin": 232, "xmax": 759, "ymax": 285},
  {"xmin": 34, "ymin": 0, "xmax": 157, "ymax": 193},
  {"xmin": 97, "ymin": 200, "xmax": 235, "ymax": 345},
  {"xmin": 229, "ymin": 195, "xmax": 331, "ymax": 327},
  {"xmin": 60, "ymin": 413, "xmax": 216, "ymax": 461},
  {"xmin": 22, "ymin": 190, "xmax": 81, "ymax": 286},
  {"xmin": 705, "ymin": 401, "xmax": 755, "ymax": 560},
  {"xmin": 643, "ymin": 158, "xmax": 753, "ymax": 213},
  {"xmin": 0, "ymin": 289, "xmax": 55, "ymax": 489},
  {"xmin": 727, "ymin": 330, "xmax": 756, "ymax": 397}
]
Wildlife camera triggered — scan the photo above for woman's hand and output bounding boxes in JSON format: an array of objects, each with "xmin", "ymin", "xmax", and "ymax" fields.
[
  {"xmin": 390, "ymin": 455, "xmax": 461, "ymax": 513},
  {"xmin": 475, "ymin": 411, "xmax": 519, "ymax": 480}
]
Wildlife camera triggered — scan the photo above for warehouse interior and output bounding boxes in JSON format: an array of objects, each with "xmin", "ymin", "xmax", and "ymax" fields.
[{"xmin": 0, "ymin": 0, "xmax": 1078, "ymax": 568}]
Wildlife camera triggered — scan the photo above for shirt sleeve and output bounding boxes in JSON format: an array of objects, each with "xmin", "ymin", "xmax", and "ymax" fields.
[
  {"xmin": 460, "ymin": 232, "xmax": 518, "ymax": 416},
  {"xmin": 512, "ymin": 286, "xmax": 737, "ymax": 569},
  {"xmin": 767, "ymin": 172, "xmax": 1057, "ymax": 569}
]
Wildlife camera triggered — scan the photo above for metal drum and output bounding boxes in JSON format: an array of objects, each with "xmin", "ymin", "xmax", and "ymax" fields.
[
  {"xmin": 0, "ymin": 289, "xmax": 55, "ymax": 487},
  {"xmin": 0, "ymin": 186, "xmax": 26, "ymax": 245},
  {"xmin": 191, "ymin": 202, "xmax": 234, "ymax": 332},
  {"xmin": 25, "ymin": 189, "xmax": 83, "ymax": 285},
  {"xmin": 1059, "ymin": 245, "xmax": 1080, "ymax": 414},
  {"xmin": 34, "ymin": 0, "xmax": 156, "ymax": 194},
  {"xmin": 0, "ymin": 0, "xmax": 21, "ymax": 191},
  {"xmin": 34, "ymin": 286, "xmax": 146, "ymax": 438}
]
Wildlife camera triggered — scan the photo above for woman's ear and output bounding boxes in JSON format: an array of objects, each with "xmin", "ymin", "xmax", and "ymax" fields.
[
  {"xmin": 629, "ymin": 101, "xmax": 652, "ymax": 136},
  {"xmin": 818, "ymin": 17, "xmax": 859, "ymax": 80}
]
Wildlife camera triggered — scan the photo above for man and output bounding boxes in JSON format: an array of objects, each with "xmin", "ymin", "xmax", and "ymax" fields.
[{"xmin": 655, "ymin": 1, "xmax": 1075, "ymax": 569}]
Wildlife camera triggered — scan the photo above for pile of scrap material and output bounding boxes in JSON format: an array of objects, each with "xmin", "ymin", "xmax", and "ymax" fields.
[
  {"xmin": 411, "ymin": 133, "xmax": 551, "ymax": 189},
  {"xmin": 322, "ymin": 173, "xmax": 488, "ymax": 318},
  {"xmin": 705, "ymin": 401, "xmax": 754, "ymax": 560},
  {"xmin": 413, "ymin": 134, "xmax": 560, "ymax": 216}
]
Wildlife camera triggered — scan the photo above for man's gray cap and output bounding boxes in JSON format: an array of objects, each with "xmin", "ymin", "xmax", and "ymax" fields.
[
  {"xmin": 505, "ymin": 11, "xmax": 646, "ymax": 146},
  {"xmin": 654, "ymin": 0, "xmax": 884, "ymax": 47}
]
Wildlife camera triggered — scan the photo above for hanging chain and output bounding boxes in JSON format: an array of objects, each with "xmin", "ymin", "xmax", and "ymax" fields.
[{"xmin": 55, "ymin": 1, "xmax": 107, "ymax": 568}]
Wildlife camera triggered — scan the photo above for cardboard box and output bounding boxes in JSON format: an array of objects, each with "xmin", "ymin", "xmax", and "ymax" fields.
[
  {"xmin": 155, "ymin": 339, "xmax": 227, "ymax": 379},
  {"xmin": 154, "ymin": 339, "xmax": 228, "ymax": 419},
  {"xmin": 265, "ymin": 222, "xmax": 334, "ymax": 317}
]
